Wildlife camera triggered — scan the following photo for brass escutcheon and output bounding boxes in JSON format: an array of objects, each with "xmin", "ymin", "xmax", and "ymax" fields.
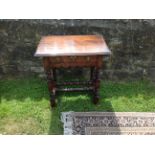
[
  {"xmin": 87, "ymin": 56, "xmax": 90, "ymax": 61},
  {"xmin": 70, "ymin": 56, "xmax": 76, "ymax": 61},
  {"xmin": 56, "ymin": 57, "xmax": 60, "ymax": 62}
]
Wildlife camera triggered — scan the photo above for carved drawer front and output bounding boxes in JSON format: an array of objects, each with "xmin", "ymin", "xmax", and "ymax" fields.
[{"xmin": 44, "ymin": 56, "xmax": 103, "ymax": 68}]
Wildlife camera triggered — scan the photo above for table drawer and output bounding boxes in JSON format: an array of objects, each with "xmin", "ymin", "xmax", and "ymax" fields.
[{"xmin": 43, "ymin": 56, "xmax": 103, "ymax": 68}]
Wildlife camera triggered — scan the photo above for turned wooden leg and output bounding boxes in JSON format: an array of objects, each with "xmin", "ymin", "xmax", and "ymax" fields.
[
  {"xmin": 90, "ymin": 67, "xmax": 94, "ymax": 81},
  {"xmin": 93, "ymin": 67, "xmax": 100, "ymax": 104},
  {"xmin": 45, "ymin": 69, "xmax": 56, "ymax": 107},
  {"xmin": 53, "ymin": 68, "xmax": 57, "ymax": 81}
]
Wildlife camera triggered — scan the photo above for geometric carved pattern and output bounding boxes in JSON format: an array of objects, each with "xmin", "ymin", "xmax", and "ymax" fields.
[
  {"xmin": 61, "ymin": 112, "xmax": 155, "ymax": 135},
  {"xmin": 85, "ymin": 127, "xmax": 155, "ymax": 135}
]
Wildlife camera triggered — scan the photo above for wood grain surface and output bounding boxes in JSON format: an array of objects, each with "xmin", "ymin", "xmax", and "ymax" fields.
[{"xmin": 35, "ymin": 35, "xmax": 111, "ymax": 57}]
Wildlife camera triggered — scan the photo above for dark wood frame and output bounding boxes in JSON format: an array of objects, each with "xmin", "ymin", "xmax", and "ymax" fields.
[{"xmin": 43, "ymin": 56, "xmax": 102, "ymax": 107}]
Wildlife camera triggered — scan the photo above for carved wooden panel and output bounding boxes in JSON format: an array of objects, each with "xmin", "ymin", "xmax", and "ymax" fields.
[{"xmin": 43, "ymin": 56, "xmax": 103, "ymax": 69}]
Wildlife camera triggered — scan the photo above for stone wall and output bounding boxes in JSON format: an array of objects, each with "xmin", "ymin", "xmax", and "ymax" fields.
[{"xmin": 0, "ymin": 19, "xmax": 155, "ymax": 81}]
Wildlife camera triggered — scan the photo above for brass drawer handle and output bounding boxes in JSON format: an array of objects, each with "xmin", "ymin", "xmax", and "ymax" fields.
[
  {"xmin": 70, "ymin": 56, "xmax": 76, "ymax": 61},
  {"xmin": 87, "ymin": 56, "xmax": 90, "ymax": 61},
  {"xmin": 56, "ymin": 57, "xmax": 60, "ymax": 62}
]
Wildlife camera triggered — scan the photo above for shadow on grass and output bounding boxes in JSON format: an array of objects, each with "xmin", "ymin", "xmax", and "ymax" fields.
[
  {"xmin": 48, "ymin": 91, "xmax": 118, "ymax": 135},
  {"xmin": 0, "ymin": 77, "xmax": 49, "ymax": 102},
  {"xmin": 1, "ymin": 76, "xmax": 155, "ymax": 134},
  {"xmin": 1, "ymin": 77, "xmax": 154, "ymax": 104}
]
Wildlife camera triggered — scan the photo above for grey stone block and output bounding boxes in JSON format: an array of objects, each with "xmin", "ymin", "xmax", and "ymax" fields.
[{"xmin": 1, "ymin": 19, "xmax": 155, "ymax": 82}]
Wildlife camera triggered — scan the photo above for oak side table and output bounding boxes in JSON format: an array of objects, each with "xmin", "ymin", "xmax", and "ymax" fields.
[{"xmin": 35, "ymin": 35, "xmax": 111, "ymax": 107}]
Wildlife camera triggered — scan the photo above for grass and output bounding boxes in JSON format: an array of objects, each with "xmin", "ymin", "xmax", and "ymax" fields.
[{"xmin": 0, "ymin": 76, "xmax": 155, "ymax": 134}]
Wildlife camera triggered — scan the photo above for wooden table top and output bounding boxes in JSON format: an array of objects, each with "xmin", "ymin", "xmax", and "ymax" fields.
[{"xmin": 35, "ymin": 35, "xmax": 111, "ymax": 57}]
